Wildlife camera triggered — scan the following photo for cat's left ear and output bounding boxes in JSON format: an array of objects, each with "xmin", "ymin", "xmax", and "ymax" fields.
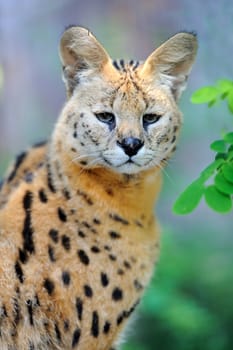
[
  {"xmin": 139, "ymin": 32, "xmax": 198, "ymax": 100},
  {"xmin": 59, "ymin": 26, "xmax": 111, "ymax": 97}
]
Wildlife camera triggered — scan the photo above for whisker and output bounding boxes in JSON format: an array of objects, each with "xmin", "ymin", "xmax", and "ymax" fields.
[{"xmin": 71, "ymin": 152, "xmax": 102, "ymax": 163}]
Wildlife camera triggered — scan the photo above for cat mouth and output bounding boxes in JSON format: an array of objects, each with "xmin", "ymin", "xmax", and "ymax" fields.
[
  {"xmin": 117, "ymin": 158, "xmax": 141, "ymax": 168},
  {"xmin": 103, "ymin": 156, "xmax": 139, "ymax": 168}
]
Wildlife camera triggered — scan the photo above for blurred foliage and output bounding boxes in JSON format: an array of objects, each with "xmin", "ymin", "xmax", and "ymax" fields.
[
  {"xmin": 123, "ymin": 229, "xmax": 233, "ymax": 350},
  {"xmin": 174, "ymin": 79, "xmax": 233, "ymax": 214}
]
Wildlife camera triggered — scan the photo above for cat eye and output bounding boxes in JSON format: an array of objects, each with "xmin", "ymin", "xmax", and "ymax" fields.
[
  {"xmin": 95, "ymin": 112, "xmax": 115, "ymax": 125},
  {"xmin": 143, "ymin": 113, "xmax": 162, "ymax": 128}
]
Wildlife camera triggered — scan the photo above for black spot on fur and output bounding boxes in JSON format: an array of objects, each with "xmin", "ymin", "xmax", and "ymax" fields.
[
  {"xmin": 75, "ymin": 298, "xmax": 83, "ymax": 321},
  {"xmin": 29, "ymin": 341, "xmax": 35, "ymax": 350},
  {"xmin": 63, "ymin": 188, "xmax": 71, "ymax": 200},
  {"xmin": 101, "ymin": 272, "xmax": 109, "ymax": 287},
  {"xmin": 49, "ymin": 229, "xmax": 59, "ymax": 243},
  {"xmin": 62, "ymin": 271, "xmax": 71, "ymax": 286},
  {"xmin": 15, "ymin": 261, "xmax": 24, "ymax": 283},
  {"xmin": 109, "ymin": 213, "xmax": 129, "ymax": 225},
  {"xmin": 35, "ymin": 294, "xmax": 40, "ymax": 306},
  {"xmin": 72, "ymin": 328, "xmax": 81, "ymax": 348},
  {"xmin": 82, "ymin": 221, "xmax": 91, "ymax": 229},
  {"xmin": 44, "ymin": 278, "xmax": 55, "ymax": 295},
  {"xmin": 48, "ymin": 245, "xmax": 56, "ymax": 262},
  {"xmin": 57, "ymin": 207, "xmax": 67, "ymax": 222},
  {"xmin": 93, "ymin": 218, "xmax": 101, "ymax": 225},
  {"xmin": 61, "ymin": 235, "xmax": 71, "ymax": 251},
  {"xmin": 78, "ymin": 250, "xmax": 90, "ymax": 265},
  {"xmin": 0, "ymin": 305, "xmax": 7, "ymax": 318},
  {"xmin": 77, "ymin": 190, "xmax": 93, "ymax": 205},
  {"xmin": 19, "ymin": 248, "xmax": 28, "ymax": 264},
  {"xmin": 84, "ymin": 285, "xmax": 93, "ymax": 298},
  {"xmin": 23, "ymin": 190, "xmax": 33, "ymax": 210},
  {"xmin": 38, "ymin": 189, "xmax": 48, "ymax": 203},
  {"xmin": 46, "ymin": 163, "xmax": 56, "ymax": 193},
  {"xmin": 22, "ymin": 191, "xmax": 35, "ymax": 254},
  {"xmin": 124, "ymin": 261, "xmax": 131, "ymax": 269},
  {"xmin": 109, "ymin": 231, "xmax": 121, "ymax": 239},
  {"xmin": 55, "ymin": 323, "xmax": 61, "ymax": 342},
  {"xmin": 135, "ymin": 220, "xmax": 143, "ymax": 228},
  {"xmin": 112, "ymin": 287, "xmax": 123, "ymax": 301},
  {"xmin": 103, "ymin": 321, "xmax": 111, "ymax": 334},
  {"xmin": 64, "ymin": 319, "xmax": 70, "ymax": 332},
  {"xmin": 106, "ymin": 188, "xmax": 114, "ymax": 196},
  {"xmin": 112, "ymin": 60, "xmax": 120, "ymax": 70},
  {"xmin": 78, "ymin": 230, "xmax": 86, "ymax": 238},
  {"xmin": 91, "ymin": 311, "xmax": 99, "ymax": 338},
  {"xmin": 26, "ymin": 300, "xmax": 34, "ymax": 326},
  {"xmin": 109, "ymin": 254, "xmax": 117, "ymax": 261},
  {"xmin": 134, "ymin": 279, "xmax": 143, "ymax": 291},
  {"xmin": 116, "ymin": 312, "xmax": 124, "ymax": 325},
  {"xmin": 91, "ymin": 246, "xmax": 100, "ymax": 253},
  {"xmin": 116, "ymin": 300, "xmax": 140, "ymax": 326},
  {"xmin": 117, "ymin": 269, "xmax": 124, "ymax": 275},
  {"xmin": 7, "ymin": 151, "xmax": 27, "ymax": 182},
  {"xmin": 13, "ymin": 296, "xmax": 21, "ymax": 325}
]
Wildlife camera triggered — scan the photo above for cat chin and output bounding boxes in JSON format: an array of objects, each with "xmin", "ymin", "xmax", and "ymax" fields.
[{"xmin": 110, "ymin": 162, "xmax": 148, "ymax": 175}]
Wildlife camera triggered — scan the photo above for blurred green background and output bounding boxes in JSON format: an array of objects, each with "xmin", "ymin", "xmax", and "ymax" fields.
[{"xmin": 0, "ymin": 1, "xmax": 232, "ymax": 349}]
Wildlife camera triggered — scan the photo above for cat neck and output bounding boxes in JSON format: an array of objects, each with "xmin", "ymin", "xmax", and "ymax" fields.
[{"xmin": 48, "ymin": 137, "xmax": 162, "ymax": 219}]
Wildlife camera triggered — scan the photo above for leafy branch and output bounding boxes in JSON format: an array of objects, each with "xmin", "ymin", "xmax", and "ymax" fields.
[{"xmin": 173, "ymin": 79, "xmax": 233, "ymax": 215}]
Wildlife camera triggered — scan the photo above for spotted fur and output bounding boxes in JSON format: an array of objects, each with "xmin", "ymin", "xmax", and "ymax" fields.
[{"xmin": 0, "ymin": 26, "xmax": 197, "ymax": 349}]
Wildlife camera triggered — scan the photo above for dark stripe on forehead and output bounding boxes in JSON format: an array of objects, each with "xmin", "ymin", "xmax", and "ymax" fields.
[
  {"xmin": 112, "ymin": 59, "xmax": 141, "ymax": 72},
  {"xmin": 128, "ymin": 70, "xmax": 149, "ymax": 108},
  {"xmin": 112, "ymin": 60, "xmax": 121, "ymax": 70}
]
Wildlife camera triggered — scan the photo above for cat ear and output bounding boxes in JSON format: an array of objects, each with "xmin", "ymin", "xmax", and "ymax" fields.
[
  {"xmin": 59, "ymin": 26, "xmax": 111, "ymax": 97},
  {"xmin": 140, "ymin": 32, "xmax": 198, "ymax": 100}
]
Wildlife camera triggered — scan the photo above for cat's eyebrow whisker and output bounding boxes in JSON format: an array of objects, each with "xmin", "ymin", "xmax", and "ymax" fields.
[
  {"xmin": 157, "ymin": 161, "xmax": 175, "ymax": 185},
  {"xmin": 71, "ymin": 152, "xmax": 101, "ymax": 163}
]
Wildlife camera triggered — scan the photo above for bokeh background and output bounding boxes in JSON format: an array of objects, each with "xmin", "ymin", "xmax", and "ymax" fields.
[{"xmin": 0, "ymin": 1, "xmax": 233, "ymax": 349}]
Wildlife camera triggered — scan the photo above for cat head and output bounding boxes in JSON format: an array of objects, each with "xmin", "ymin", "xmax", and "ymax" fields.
[{"xmin": 57, "ymin": 26, "xmax": 197, "ymax": 175}]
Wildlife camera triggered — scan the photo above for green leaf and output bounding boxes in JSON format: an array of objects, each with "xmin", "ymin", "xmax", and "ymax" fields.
[
  {"xmin": 222, "ymin": 163, "xmax": 233, "ymax": 183},
  {"xmin": 200, "ymin": 159, "xmax": 224, "ymax": 181},
  {"xmin": 210, "ymin": 140, "xmax": 226, "ymax": 153},
  {"xmin": 173, "ymin": 178, "xmax": 204, "ymax": 215},
  {"xmin": 227, "ymin": 151, "xmax": 233, "ymax": 162},
  {"xmin": 204, "ymin": 185, "xmax": 232, "ymax": 213},
  {"xmin": 221, "ymin": 92, "xmax": 229, "ymax": 100},
  {"xmin": 214, "ymin": 172, "xmax": 233, "ymax": 194},
  {"xmin": 191, "ymin": 86, "xmax": 219, "ymax": 104},
  {"xmin": 207, "ymin": 99, "xmax": 217, "ymax": 107},
  {"xmin": 215, "ymin": 153, "xmax": 227, "ymax": 161},
  {"xmin": 223, "ymin": 132, "xmax": 233, "ymax": 144},
  {"xmin": 217, "ymin": 79, "xmax": 233, "ymax": 94},
  {"xmin": 227, "ymin": 91, "xmax": 233, "ymax": 114}
]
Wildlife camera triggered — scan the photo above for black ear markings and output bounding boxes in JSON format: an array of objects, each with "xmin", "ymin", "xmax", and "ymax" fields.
[{"xmin": 176, "ymin": 30, "xmax": 197, "ymax": 37}]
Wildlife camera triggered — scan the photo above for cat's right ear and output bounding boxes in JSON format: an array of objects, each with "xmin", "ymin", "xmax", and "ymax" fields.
[{"xmin": 59, "ymin": 26, "xmax": 111, "ymax": 97}]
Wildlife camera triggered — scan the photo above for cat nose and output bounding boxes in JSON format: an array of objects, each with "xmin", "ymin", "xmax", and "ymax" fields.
[{"xmin": 117, "ymin": 137, "xmax": 144, "ymax": 157}]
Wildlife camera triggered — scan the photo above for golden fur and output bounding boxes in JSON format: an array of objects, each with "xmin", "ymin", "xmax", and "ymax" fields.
[{"xmin": 0, "ymin": 26, "xmax": 197, "ymax": 349}]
